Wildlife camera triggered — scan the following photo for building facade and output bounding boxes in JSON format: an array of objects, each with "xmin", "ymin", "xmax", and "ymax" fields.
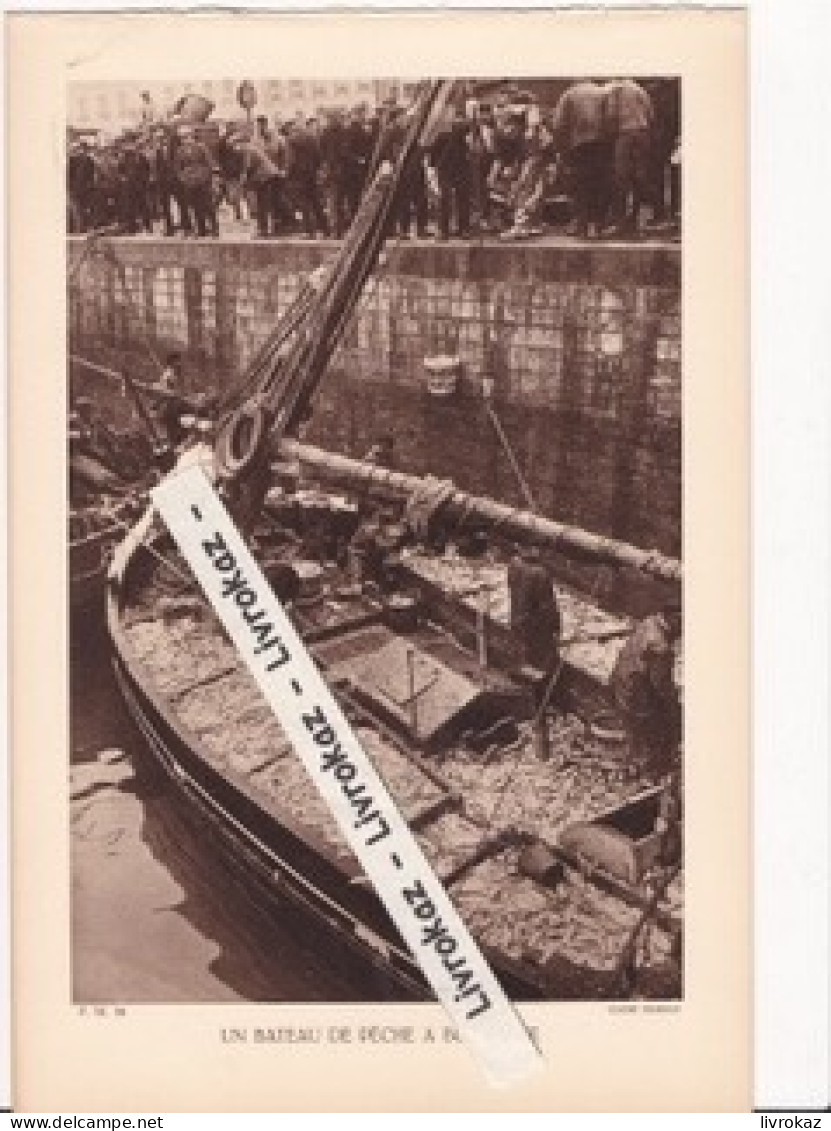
[{"xmin": 67, "ymin": 78, "xmax": 416, "ymax": 134}]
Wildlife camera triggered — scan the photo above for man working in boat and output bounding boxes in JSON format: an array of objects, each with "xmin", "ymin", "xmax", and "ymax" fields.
[
  {"xmin": 507, "ymin": 547, "xmax": 563, "ymax": 761},
  {"xmin": 608, "ymin": 603, "xmax": 682, "ymax": 780},
  {"xmin": 507, "ymin": 546, "xmax": 562, "ymax": 674},
  {"xmin": 145, "ymin": 352, "xmax": 217, "ymax": 452}
]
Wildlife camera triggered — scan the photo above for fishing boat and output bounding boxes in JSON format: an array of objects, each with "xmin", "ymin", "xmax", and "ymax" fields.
[
  {"xmin": 68, "ymin": 271, "xmax": 213, "ymax": 626},
  {"xmin": 69, "ymin": 405, "xmax": 148, "ymax": 622},
  {"xmin": 102, "ymin": 81, "xmax": 684, "ymax": 1001}
]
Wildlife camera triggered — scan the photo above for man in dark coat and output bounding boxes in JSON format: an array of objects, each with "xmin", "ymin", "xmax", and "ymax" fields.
[
  {"xmin": 173, "ymin": 128, "xmax": 214, "ymax": 237},
  {"xmin": 341, "ymin": 105, "xmax": 375, "ymax": 221},
  {"xmin": 216, "ymin": 124, "xmax": 245, "ymax": 221},
  {"xmin": 319, "ymin": 110, "xmax": 351, "ymax": 238},
  {"xmin": 508, "ymin": 548, "xmax": 562, "ymax": 673},
  {"xmin": 117, "ymin": 132, "xmax": 152, "ymax": 233},
  {"xmin": 375, "ymin": 105, "xmax": 428, "ymax": 239},
  {"xmin": 91, "ymin": 144, "xmax": 121, "ymax": 228},
  {"xmin": 151, "ymin": 126, "xmax": 183, "ymax": 236},
  {"xmin": 147, "ymin": 352, "xmax": 191, "ymax": 448},
  {"xmin": 609, "ymin": 605, "xmax": 682, "ymax": 778},
  {"xmin": 264, "ymin": 127, "xmax": 293, "ymax": 234},
  {"xmin": 468, "ymin": 104, "xmax": 497, "ymax": 232},
  {"xmin": 236, "ymin": 133, "xmax": 281, "ymax": 238},
  {"xmin": 643, "ymin": 78, "xmax": 680, "ymax": 227},
  {"xmin": 428, "ymin": 105, "xmax": 472, "ymax": 240},
  {"xmin": 67, "ymin": 140, "xmax": 96, "ymax": 232},
  {"xmin": 287, "ymin": 117, "xmax": 328, "ymax": 238}
]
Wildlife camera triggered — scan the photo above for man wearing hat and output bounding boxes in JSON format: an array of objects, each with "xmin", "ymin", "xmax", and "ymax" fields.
[
  {"xmin": 609, "ymin": 603, "xmax": 682, "ymax": 779},
  {"xmin": 117, "ymin": 129, "xmax": 152, "ymax": 234},
  {"xmin": 149, "ymin": 124, "xmax": 182, "ymax": 236},
  {"xmin": 427, "ymin": 103, "xmax": 472, "ymax": 240},
  {"xmin": 341, "ymin": 104, "xmax": 375, "ymax": 222},
  {"xmin": 215, "ymin": 123, "xmax": 246, "ymax": 224},
  {"xmin": 234, "ymin": 130, "xmax": 283, "ymax": 238},
  {"xmin": 319, "ymin": 109, "xmax": 350, "ymax": 238},
  {"xmin": 67, "ymin": 139, "xmax": 96, "ymax": 233},
  {"xmin": 173, "ymin": 125, "xmax": 214, "ymax": 237},
  {"xmin": 468, "ymin": 102, "xmax": 496, "ymax": 232},
  {"xmin": 375, "ymin": 103, "xmax": 428, "ymax": 239},
  {"xmin": 286, "ymin": 115, "xmax": 328, "ymax": 238},
  {"xmin": 507, "ymin": 546, "xmax": 562, "ymax": 673}
]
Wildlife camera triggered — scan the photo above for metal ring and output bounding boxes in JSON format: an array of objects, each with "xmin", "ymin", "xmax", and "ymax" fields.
[{"xmin": 217, "ymin": 403, "xmax": 266, "ymax": 479}]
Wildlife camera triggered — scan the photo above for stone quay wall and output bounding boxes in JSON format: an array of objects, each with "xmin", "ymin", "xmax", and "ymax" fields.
[{"xmin": 68, "ymin": 236, "xmax": 681, "ymax": 558}]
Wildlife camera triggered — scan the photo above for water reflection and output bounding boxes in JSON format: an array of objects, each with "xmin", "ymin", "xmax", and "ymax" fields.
[{"xmin": 70, "ymin": 621, "xmax": 395, "ymax": 1003}]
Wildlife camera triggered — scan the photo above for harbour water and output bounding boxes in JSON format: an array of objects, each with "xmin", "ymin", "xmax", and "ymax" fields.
[{"xmin": 70, "ymin": 620, "xmax": 388, "ymax": 1004}]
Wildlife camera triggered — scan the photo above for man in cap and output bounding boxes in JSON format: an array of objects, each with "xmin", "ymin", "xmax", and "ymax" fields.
[
  {"xmin": 376, "ymin": 104, "xmax": 428, "ymax": 239},
  {"xmin": 91, "ymin": 141, "xmax": 121, "ymax": 229},
  {"xmin": 468, "ymin": 102, "xmax": 496, "ymax": 232},
  {"xmin": 234, "ymin": 130, "xmax": 283, "ymax": 238},
  {"xmin": 67, "ymin": 139, "xmax": 96, "ymax": 233},
  {"xmin": 609, "ymin": 602, "xmax": 682, "ymax": 779},
  {"xmin": 263, "ymin": 125, "xmax": 293, "ymax": 234},
  {"xmin": 287, "ymin": 115, "xmax": 329, "ymax": 238},
  {"xmin": 428, "ymin": 103, "xmax": 472, "ymax": 240},
  {"xmin": 215, "ymin": 123, "xmax": 246, "ymax": 223},
  {"xmin": 342, "ymin": 104, "xmax": 375, "ymax": 221},
  {"xmin": 508, "ymin": 546, "xmax": 562, "ymax": 674},
  {"xmin": 642, "ymin": 79, "xmax": 680, "ymax": 231},
  {"xmin": 319, "ymin": 109, "xmax": 350, "ymax": 238},
  {"xmin": 150, "ymin": 124, "xmax": 183, "ymax": 236},
  {"xmin": 147, "ymin": 352, "xmax": 193, "ymax": 448},
  {"xmin": 117, "ymin": 129, "xmax": 152, "ymax": 234},
  {"xmin": 173, "ymin": 125, "xmax": 215, "ymax": 237}
]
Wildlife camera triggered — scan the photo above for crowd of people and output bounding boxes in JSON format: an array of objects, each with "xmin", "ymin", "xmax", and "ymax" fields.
[{"xmin": 67, "ymin": 79, "xmax": 680, "ymax": 243}]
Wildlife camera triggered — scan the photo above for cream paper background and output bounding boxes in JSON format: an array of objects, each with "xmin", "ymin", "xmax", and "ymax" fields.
[{"xmin": 8, "ymin": 10, "xmax": 749, "ymax": 1112}]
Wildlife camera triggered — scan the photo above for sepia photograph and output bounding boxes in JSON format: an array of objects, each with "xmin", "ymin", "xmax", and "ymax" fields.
[{"xmin": 66, "ymin": 72, "xmax": 684, "ymax": 1009}]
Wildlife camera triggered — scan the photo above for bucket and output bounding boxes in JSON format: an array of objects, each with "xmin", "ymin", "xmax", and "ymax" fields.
[{"xmin": 423, "ymin": 354, "xmax": 461, "ymax": 398}]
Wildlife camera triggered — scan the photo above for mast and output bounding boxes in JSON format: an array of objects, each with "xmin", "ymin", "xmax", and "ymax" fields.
[
  {"xmin": 213, "ymin": 81, "xmax": 454, "ymax": 518},
  {"xmin": 280, "ymin": 441, "xmax": 683, "ymax": 584}
]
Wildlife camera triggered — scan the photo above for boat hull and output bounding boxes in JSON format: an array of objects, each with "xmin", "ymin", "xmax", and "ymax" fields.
[
  {"xmin": 105, "ymin": 519, "xmax": 679, "ymax": 1003},
  {"xmin": 106, "ymin": 550, "xmax": 432, "ymax": 999},
  {"xmin": 71, "ymin": 522, "xmax": 124, "ymax": 620}
]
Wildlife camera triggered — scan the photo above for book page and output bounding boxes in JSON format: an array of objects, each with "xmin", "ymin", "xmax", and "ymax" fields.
[{"xmin": 8, "ymin": 9, "xmax": 749, "ymax": 1111}]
